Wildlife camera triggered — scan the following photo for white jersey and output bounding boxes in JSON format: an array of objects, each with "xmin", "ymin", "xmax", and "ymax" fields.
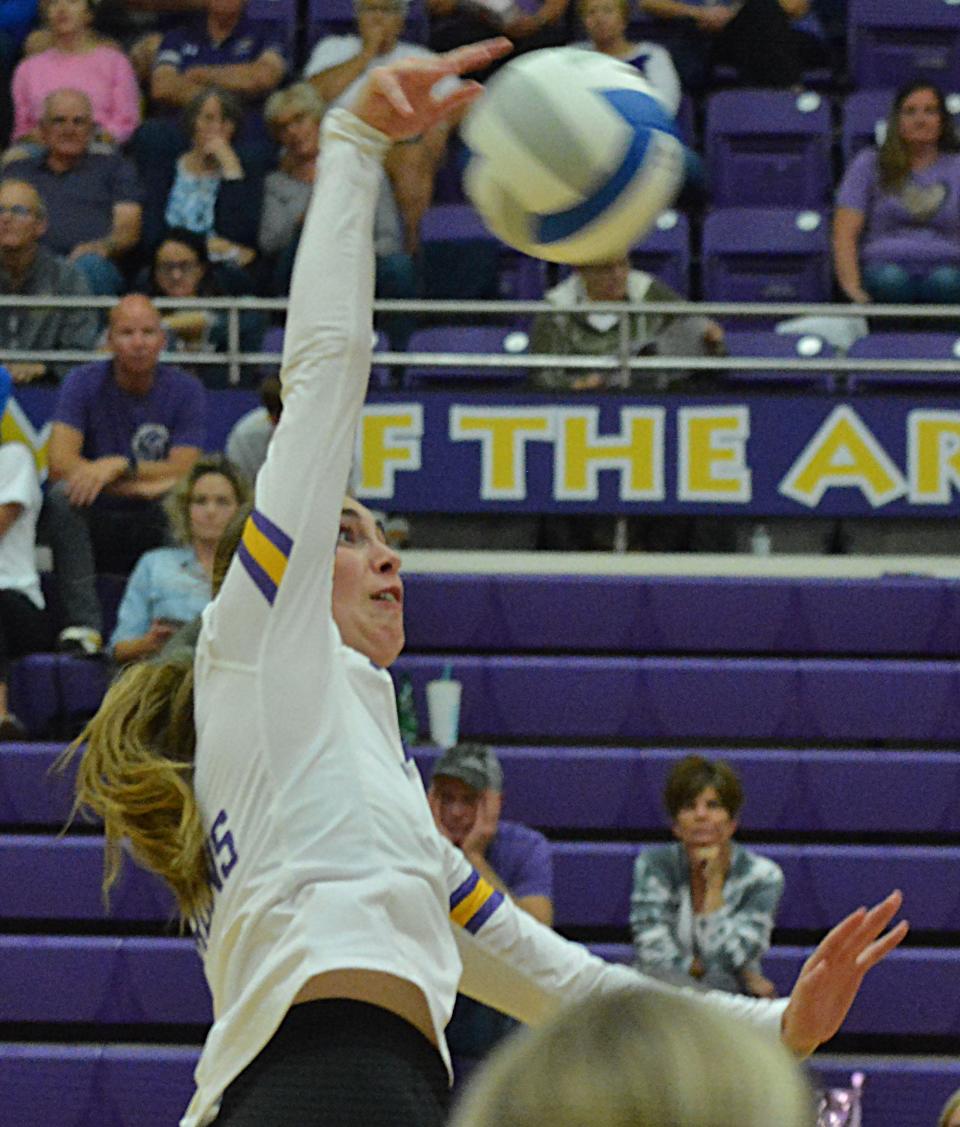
[{"xmin": 180, "ymin": 108, "xmax": 787, "ymax": 1127}]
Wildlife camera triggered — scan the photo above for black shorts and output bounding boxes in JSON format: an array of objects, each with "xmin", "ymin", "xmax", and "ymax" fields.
[{"xmin": 215, "ymin": 998, "xmax": 450, "ymax": 1127}]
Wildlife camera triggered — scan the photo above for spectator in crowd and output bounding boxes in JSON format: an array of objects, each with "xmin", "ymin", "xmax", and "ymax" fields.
[
  {"xmin": 0, "ymin": 435, "xmax": 54, "ymax": 740},
  {"xmin": 260, "ymin": 82, "xmax": 415, "ymax": 343},
  {"xmin": 225, "ymin": 372, "xmax": 281, "ymax": 485},
  {"xmin": 638, "ymin": 0, "xmax": 826, "ymax": 91},
  {"xmin": 303, "ymin": 0, "xmax": 454, "ymax": 252},
  {"xmin": 428, "ymin": 742, "xmax": 553, "ymax": 1059},
  {"xmin": 150, "ymin": 0, "xmax": 286, "ymax": 147},
  {"xmin": 940, "ymin": 1090, "xmax": 960, "ymax": 1127},
  {"xmin": 450, "ymin": 989, "xmax": 815, "ymax": 1127},
  {"xmin": 834, "ymin": 83, "xmax": 960, "ymax": 306},
  {"xmin": 630, "ymin": 755, "xmax": 783, "ymax": 998},
  {"xmin": 0, "ymin": 177, "xmax": 97, "ymax": 382},
  {"xmin": 154, "ymin": 86, "xmax": 262, "ymax": 269},
  {"xmin": 144, "ymin": 226, "xmax": 264, "ymax": 377},
  {"xmin": 11, "ymin": 0, "xmax": 140, "ymax": 147},
  {"xmin": 92, "ymin": 0, "xmax": 207, "ymax": 84},
  {"xmin": 5, "ymin": 88, "xmax": 142, "ymax": 294},
  {"xmin": 427, "ymin": 0, "xmax": 570, "ymax": 60},
  {"xmin": 44, "ymin": 293, "xmax": 204, "ymax": 655},
  {"xmin": 110, "ymin": 453, "xmax": 247, "ymax": 664},
  {"xmin": 0, "ymin": 0, "xmax": 39, "ymax": 147},
  {"xmin": 530, "ymin": 257, "xmax": 724, "ymax": 392},
  {"xmin": 577, "ymin": 0, "xmax": 680, "ymax": 115}
]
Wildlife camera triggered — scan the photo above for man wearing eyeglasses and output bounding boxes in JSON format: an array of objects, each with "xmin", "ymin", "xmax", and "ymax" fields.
[
  {"xmin": 5, "ymin": 89, "xmax": 143, "ymax": 296},
  {"xmin": 0, "ymin": 177, "xmax": 97, "ymax": 383}
]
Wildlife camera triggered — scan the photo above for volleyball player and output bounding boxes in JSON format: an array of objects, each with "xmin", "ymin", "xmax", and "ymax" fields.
[{"xmin": 68, "ymin": 42, "xmax": 908, "ymax": 1127}]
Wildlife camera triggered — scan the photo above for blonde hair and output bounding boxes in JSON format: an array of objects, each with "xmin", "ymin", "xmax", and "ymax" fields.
[
  {"xmin": 451, "ymin": 990, "xmax": 815, "ymax": 1127},
  {"xmin": 164, "ymin": 454, "xmax": 250, "ymax": 546},
  {"xmin": 264, "ymin": 82, "xmax": 325, "ymax": 140},
  {"xmin": 58, "ymin": 502, "xmax": 252, "ymax": 923},
  {"xmin": 940, "ymin": 1089, "xmax": 960, "ymax": 1127}
]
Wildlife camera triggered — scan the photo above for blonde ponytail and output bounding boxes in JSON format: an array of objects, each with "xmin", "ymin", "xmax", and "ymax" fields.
[{"xmin": 59, "ymin": 653, "xmax": 210, "ymax": 924}]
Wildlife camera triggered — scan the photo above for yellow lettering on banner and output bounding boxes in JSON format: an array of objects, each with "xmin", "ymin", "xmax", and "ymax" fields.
[
  {"xmin": 908, "ymin": 412, "xmax": 960, "ymax": 503},
  {"xmin": 780, "ymin": 405, "xmax": 905, "ymax": 508},
  {"xmin": 450, "ymin": 408, "xmax": 553, "ymax": 500},
  {"xmin": 678, "ymin": 407, "xmax": 751, "ymax": 502},
  {"xmin": 555, "ymin": 408, "xmax": 664, "ymax": 500},
  {"xmin": 356, "ymin": 405, "xmax": 423, "ymax": 498}
]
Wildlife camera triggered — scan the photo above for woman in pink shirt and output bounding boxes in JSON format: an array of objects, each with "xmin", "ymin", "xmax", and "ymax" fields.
[{"xmin": 11, "ymin": 0, "xmax": 140, "ymax": 145}]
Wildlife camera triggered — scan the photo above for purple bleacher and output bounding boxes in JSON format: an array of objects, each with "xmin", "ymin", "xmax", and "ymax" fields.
[
  {"xmin": 588, "ymin": 944, "xmax": 960, "ymax": 1038},
  {"xmin": 721, "ymin": 329, "xmax": 835, "ymax": 390},
  {"xmin": 403, "ymin": 325, "xmax": 529, "ymax": 388},
  {"xmin": 7, "ymin": 836, "xmax": 957, "ymax": 932},
  {"xmin": 848, "ymin": 0, "xmax": 960, "ymax": 92},
  {"xmin": 403, "ymin": 574, "xmax": 960, "ymax": 657},
  {"xmin": 705, "ymin": 90, "xmax": 832, "ymax": 208},
  {"xmin": 629, "ymin": 211, "xmax": 690, "ymax": 296},
  {"xmin": 245, "ymin": 0, "xmax": 298, "ymax": 48},
  {"xmin": 392, "ymin": 654, "xmax": 960, "ymax": 744},
  {"xmin": 845, "ymin": 332, "xmax": 960, "ymax": 392},
  {"xmin": 551, "ymin": 842, "xmax": 960, "ymax": 932},
  {"xmin": 810, "ymin": 1057, "xmax": 960, "ymax": 1127},
  {"xmin": 410, "ymin": 747, "xmax": 960, "ymax": 836},
  {"xmin": 8, "ymin": 654, "xmax": 109, "ymax": 738},
  {"xmin": 0, "ymin": 1044, "xmax": 199, "ymax": 1127},
  {"xmin": 1, "ymin": 935, "xmax": 955, "ymax": 1038},
  {"xmin": 8, "ymin": 743, "xmax": 960, "ymax": 836},
  {"xmin": 701, "ymin": 208, "xmax": 831, "ymax": 303},
  {"xmin": 0, "ymin": 936, "xmax": 210, "ymax": 1025},
  {"xmin": 841, "ymin": 88, "xmax": 893, "ymax": 164}
]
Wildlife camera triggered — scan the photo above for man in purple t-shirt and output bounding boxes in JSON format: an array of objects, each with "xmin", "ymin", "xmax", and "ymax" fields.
[
  {"xmin": 428, "ymin": 742, "xmax": 553, "ymax": 1062},
  {"xmin": 44, "ymin": 294, "xmax": 204, "ymax": 655}
]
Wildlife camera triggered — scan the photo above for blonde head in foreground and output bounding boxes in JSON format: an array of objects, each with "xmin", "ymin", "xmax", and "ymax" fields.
[{"xmin": 450, "ymin": 988, "xmax": 815, "ymax": 1127}]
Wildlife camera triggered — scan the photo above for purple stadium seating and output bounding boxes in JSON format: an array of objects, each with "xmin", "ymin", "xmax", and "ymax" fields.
[
  {"xmin": 705, "ymin": 90, "xmax": 832, "ymax": 208},
  {"xmin": 0, "ymin": 1044, "xmax": 199, "ymax": 1127},
  {"xmin": 588, "ymin": 945, "xmax": 960, "ymax": 1037},
  {"xmin": 629, "ymin": 211, "xmax": 691, "ymax": 297},
  {"xmin": 3, "ymin": 836, "xmax": 956, "ymax": 932},
  {"xmin": 403, "ymin": 574, "xmax": 960, "ymax": 658},
  {"xmin": 701, "ymin": 208, "xmax": 832, "ymax": 304},
  {"xmin": 403, "ymin": 325, "xmax": 529, "ymax": 389},
  {"xmin": 550, "ymin": 842, "xmax": 960, "ymax": 932},
  {"xmin": 848, "ymin": 0, "xmax": 960, "ymax": 92},
  {"xmin": 8, "ymin": 743, "xmax": 960, "ymax": 836},
  {"xmin": 8, "ymin": 655, "xmax": 109, "ymax": 737},
  {"xmin": 392, "ymin": 654, "xmax": 960, "ymax": 744},
  {"xmin": 721, "ymin": 329, "xmax": 836, "ymax": 390},
  {"xmin": 845, "ymin": 332, "xmax": 960, "ymax": 392},
  {"xmin": 841, "ymin": 88, "xmax": 894, "ymax": 164}
]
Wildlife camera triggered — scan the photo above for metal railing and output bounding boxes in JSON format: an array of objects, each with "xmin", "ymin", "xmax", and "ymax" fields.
[{"xmin": 3, "ymin": 294, "xmax": 959, "ymax": 388}]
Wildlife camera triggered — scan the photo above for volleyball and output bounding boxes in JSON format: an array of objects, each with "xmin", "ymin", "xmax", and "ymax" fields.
[{"xmin": 462, "ymin": 47, "xmax": 685, "ymax": 265}]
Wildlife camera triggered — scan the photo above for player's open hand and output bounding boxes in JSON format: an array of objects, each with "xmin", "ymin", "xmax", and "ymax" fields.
[
  {"xmin": 355, "ymin": 38, "xmax": 512, "ymax": 141},
  {"xmin": 780, "ymin": 889, "xmax": 908, "ymax": 1057}
]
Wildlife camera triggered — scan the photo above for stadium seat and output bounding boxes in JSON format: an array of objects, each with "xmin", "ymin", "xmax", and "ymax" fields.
[
  {"xmin": 721, "ymin": 329, "xmax": 836, "ymax": 390},
  {"xmin": 629, "ymin": 210, "xmax": 691, "ymax": 296},
  {"xmin": 705, "ymin": 90, "xmax": 833, "ymax": 208},
  {"xmin": 847, "ymin": 0, "xmax": 960, "ymax": 92},
  {"xmin": 841, "ymin": 88, "xmax": 895, "ymax": 164},
  {"xmin": 845, "ymin": 332, "xmax": 960, "ymax": 392},
  {"xmin": 701, "ymin": 208, "xmax": 832, "ymax": 304},
  {"xmin": 402, "ymin": 325, "xmax": 529, "ymax": 389}
]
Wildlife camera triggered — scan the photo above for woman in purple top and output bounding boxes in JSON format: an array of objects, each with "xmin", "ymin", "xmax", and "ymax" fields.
[{"xmin": 834, "ymin": 83, "xmax": 960, "ymax": 306}]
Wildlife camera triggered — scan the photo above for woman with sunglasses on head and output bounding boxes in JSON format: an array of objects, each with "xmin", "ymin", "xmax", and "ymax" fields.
[{"xmin": 66, "ymin": 42, "xmax": 908, "ymax": 1127}]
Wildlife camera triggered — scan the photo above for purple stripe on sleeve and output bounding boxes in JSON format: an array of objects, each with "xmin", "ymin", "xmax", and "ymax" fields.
[
  {"xmin": 237, "ymin": 540, "xmax": 278, "ymax": 606},
  {"xmin": 251, "ymin": 508, "xmax": 293, "ymax": 556},
  {"xmin": 464, "ymin": 890, "xmax": 505, "ymax": 934},
  {"xmin": 449, "ymin": 870, "xmax": 479, "ymax": 911}
]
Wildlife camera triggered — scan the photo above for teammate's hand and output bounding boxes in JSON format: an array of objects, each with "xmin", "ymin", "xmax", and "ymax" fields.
[
  {"xmin": 354, "ymin": 38, "xmax": 512, "ymax": 141},
  {"xmin": 780, "ymin": 889, "xmax": 907, "ymax": 1056}
]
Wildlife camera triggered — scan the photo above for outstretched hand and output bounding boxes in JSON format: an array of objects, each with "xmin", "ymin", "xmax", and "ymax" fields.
[
  {"xmin": 354, "ymin": 38, "xmax": 512, "ymax": 141},
  {"xmin": 780, "ymin": 890, "xmax": 908, "ymax": 1056}
]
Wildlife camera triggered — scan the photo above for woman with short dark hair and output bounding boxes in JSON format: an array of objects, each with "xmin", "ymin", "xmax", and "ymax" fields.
[{"xmin": 631, "ymin": 755, "xmax": 783, "ymax": 998}]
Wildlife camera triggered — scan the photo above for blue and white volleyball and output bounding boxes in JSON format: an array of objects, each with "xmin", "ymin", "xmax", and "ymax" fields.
[{"xmin": 462, "ymin": 47, "xmax": 685, "ymax": 265}]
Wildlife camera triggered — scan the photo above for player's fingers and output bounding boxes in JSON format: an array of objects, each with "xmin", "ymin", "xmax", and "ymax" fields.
[
  {"xmin": 855, "ymin": 918, "xmax": 909, "ymax": 972},
  {"xmin": 372, "ymin": 67, "xmax": 414, "ymax": 115},
  {"xmin": 424, "ymin": 80, "xmax": 483, "ymax": 125},
  {"xmin": 839, "ymin": 890, "xmax": 904, "ymax": 954},
  {"xmin": 437, "ymin": 37, "xmax": 512, "ymax": 76}
]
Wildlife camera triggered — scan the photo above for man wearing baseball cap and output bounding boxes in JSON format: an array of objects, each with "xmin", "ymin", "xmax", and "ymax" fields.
[{"xmin": 428, "ymin": 742, "xmax": 554, "ymax": 1063}]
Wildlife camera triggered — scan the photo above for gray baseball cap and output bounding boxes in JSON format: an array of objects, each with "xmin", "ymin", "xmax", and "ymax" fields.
[{"xmin": 431, "ymin": 743, "xmax": 504, "ymax": 793}]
